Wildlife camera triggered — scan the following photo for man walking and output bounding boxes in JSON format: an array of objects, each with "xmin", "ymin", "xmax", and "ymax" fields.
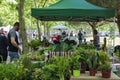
[{"xmin": 8, "ymin": 22, "xmax": 21, "ymax": 62}]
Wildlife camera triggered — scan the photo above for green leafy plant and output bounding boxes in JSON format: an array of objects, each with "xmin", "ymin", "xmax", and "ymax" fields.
[
  {"xmin": 0, "ymin": 62, "xmax": 27, "ymax": 80},
  {"xmin": 75, "ymin": 48, "xmax": 88, "ymax": 65},
  {"xmin": 54, "ymin": 57, "xmax": 70, "ymax": 80},
  {"xmin": 99, "ymin": 62, "xmax": 112, "ymax": 72},
  {"xmin": 87, "ymin": 50, "xmax": 99, "ymax": 70},
  {"xmin": 41, "ymin": 64, "xmax": 59, "ymax": 80},
  {"xmin": 98, "ymin": 51, "xmax": 109, "ymax": 64},
  {"xmin": 26, "ymin": 50, "xmax": 46, "ymax": 61},
  {"xmin": 80, "ymin": 43, "xmax": 95, "ymax": 49},
  {"xmin": 32, "ymin": 68, "xmax": 42, "ymax": 80},
  {"xmin": 115, "ymin": 50, "xmax": 120, "ymax": 57},
  {"xmin": 68, "ymin": 54, "xmax": 81, "ymax": 76},
  {"xmin": 28, "ymin": 39, "xmax": 41, "ymax": 50}
]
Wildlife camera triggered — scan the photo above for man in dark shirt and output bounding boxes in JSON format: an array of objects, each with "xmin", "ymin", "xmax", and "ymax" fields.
[
  {"xmin": 78, "ymin": 30, "xmax": 83, "ymax": 45},
  {"xmin": 8, "ymin": 22, "xmax": 21, "ymax": 62},
  {"xmin": 0, "ymin": 29, "xmax": 8, "ymax": 63}
]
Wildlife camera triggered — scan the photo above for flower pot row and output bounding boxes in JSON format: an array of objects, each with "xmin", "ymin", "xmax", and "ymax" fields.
[{"xmin": 72, "ymin": 68, "xmax": 111, "ymax": 78}]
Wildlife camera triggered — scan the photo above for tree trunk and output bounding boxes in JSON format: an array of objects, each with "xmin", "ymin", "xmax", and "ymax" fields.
[
  {"xmin": 36, "ymin": 19, "xmax": 41, "ymax": 40},
  {"xmin": 92, "ymin": 26, "xmax": 97, "ymax": 39},
  {"xmin": 88, "ymin": 22, "xmax": 97, "ymax": 39},
  {"xmin": 18, "ymin": 0, "xmax": 29, "ymax": 54},
  {"xmin": 116, "ymin": 15, "xmax": 120, "ymax": 35}
]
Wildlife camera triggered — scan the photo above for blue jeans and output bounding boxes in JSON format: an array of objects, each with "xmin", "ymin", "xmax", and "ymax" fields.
[{"xmin": 8, "ymin": 51, "xmax": 19, "ymax": 62}]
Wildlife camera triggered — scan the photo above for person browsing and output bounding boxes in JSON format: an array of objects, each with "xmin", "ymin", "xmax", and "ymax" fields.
[{"xmin": 8, "ymin": 22, "xmax": 21, "ymax": 62}]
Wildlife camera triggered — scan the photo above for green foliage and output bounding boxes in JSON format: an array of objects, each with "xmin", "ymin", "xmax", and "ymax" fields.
[
  {"xmin": 32, "ymin": 68, "xmax": 42, "ymax": 80},
  {"xmin": 41, "ymin": 64, "xmax": 59, "ymax": 80},
  {"xmin": 99, "ymin": 62, "xmax": 112, "ymax": 72},
  {"xmin": 26, "ymin": 51, "xmax": 46, "ymax": 61},
  {"xmin": 69, "ymin": 54, "xmax": 81, "ymax": 70},
  {"xmin": 0, "ymin": 0, "xmax": 18, "ymax": 25},
  {"xmin": 28, "ymin": 39, "xmax": 41, "ymax": 50},
  {"xmin": 80, "ymin": 43, "xmax": 95, "ymax": 49},
  {"xmin": 109, "ymin": 25, "xmax": 115, "ymax": 39},
  {"xmin": 0, "ymin": 63, "xmax": 27, "ymax": 80},
  {"xmin": 41, "ymin": 38, "xmax": 50, "ymax": 47},
  {"xmin": 98, "ymin": 51, "xmax": 109, "ymax": 64},
  {"xmin": 43, "ymin": 56, "xmax": 70, "ymax": 80},
  {"xmin": 20, "ymin": 56, "xmax": 32, "ymax": 69},
  {"xmin": 87, "ymin": 0, "xmax": 120, "ymax": 8},
  {"xmin": 75, "ymin": 48, "xmax": 89, "ymax": 64},
  {"xmin": 98, "ymin": 51, "xmax": 111, "ymax": 72},
  {"xmin": 45, "ymin": 44, "xmax": 56, "ymax": 51},
  {"xmin": 46, "ymin": 41, "xmax": 77, "ymax": 52},
  {"xmin": 87, "ymin": 50, "xmax": 99, "ymax": 70},
  {"xmin": 115, "ymin": 50, "xmax": 120, "ymax": 57}
]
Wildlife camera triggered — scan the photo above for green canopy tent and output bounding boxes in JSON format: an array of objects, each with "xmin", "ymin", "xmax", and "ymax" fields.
[{"xmin": 31, "ymin": 0, "xmax": 115, "ymax": 21}]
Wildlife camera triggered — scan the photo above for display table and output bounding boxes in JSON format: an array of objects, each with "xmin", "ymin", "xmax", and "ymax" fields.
[{"xmin": 70, "ymin": 71, "xmax": 120, "ymax": 80}]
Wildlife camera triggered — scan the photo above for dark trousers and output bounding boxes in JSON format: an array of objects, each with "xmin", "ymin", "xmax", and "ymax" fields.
[{"xmin": 0, "ymin": 49, "xmax": 7, "ymax": 63}]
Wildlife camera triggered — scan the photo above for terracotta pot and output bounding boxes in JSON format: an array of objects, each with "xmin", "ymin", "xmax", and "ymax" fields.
[
  {"xmin": 89, "ymin": 70, "xmax": 96, "ymax": 76},
  {"xmin": 102, "ymin": 69, "xmax": 111, "ymax": 78},
  {"xmin": 81, "ymin": 64, "xmax": 86, "ymax": 73}
]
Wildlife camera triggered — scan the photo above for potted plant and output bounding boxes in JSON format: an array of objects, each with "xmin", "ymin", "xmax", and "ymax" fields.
[
  {"xmin": 87, "ymin": 50, "xmax": 99, "ymax": 76},
  {"xmin": 69, "ymin": 54, "xmax": 81, "ymax": 77},
  {"xmin": 98, "ymin": 51, "xmax": 112, "ymax": 78},
  {"xmin": 99, "ymin": 62, "xmax": 112, "ymax": 78},
  {"xmin": 75, "ymin": 48, "xmax": 88, "ymax": 73},
  {"xmin": 73, "ymin": 62, "xmax": 81, "ymax": 77}
]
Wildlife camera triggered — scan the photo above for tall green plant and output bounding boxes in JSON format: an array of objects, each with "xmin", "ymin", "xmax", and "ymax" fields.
[
  {"xmin": 99, "ymin": 51, "xmax": 109, "ymax": 64},
  {"xmin": 87, "ymin": 51, "xmax": 99, "ymax": 70},
  {"xmin": 0, "ymin": 62, "xmax": 27, "ymax": 80},
  {"xmin": 41, "ymin": 64, "xmax": 59, "ymax": 80},
  {"xmin": 54, "ymin": 57, "xmax": 70, "ymax": 80}
]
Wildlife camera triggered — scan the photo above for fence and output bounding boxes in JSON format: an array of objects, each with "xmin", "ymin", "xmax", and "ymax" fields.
[{"xmin": 48, "ymin": 51, "xmax": 75, "ymax": 58}]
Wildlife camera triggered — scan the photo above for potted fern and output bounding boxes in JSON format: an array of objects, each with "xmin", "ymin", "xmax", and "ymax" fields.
[{"xmin": 87, "ymin": 50, "xmax": 99, "ymax": 76}]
